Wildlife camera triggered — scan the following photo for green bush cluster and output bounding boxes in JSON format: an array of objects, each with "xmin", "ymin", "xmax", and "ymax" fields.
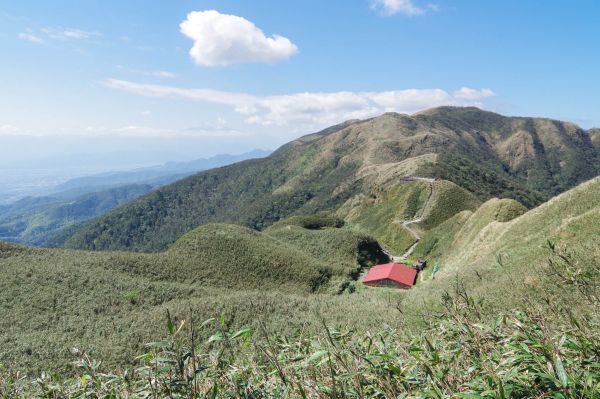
[{"xmin": 268, "ymin": 213, "xmax": 345, "ymax": 230}]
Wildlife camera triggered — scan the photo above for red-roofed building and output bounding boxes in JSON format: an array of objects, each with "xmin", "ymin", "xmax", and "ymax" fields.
[{"xmin": 362, "ymin": 263, "xmax": 417, "ymax": 289}]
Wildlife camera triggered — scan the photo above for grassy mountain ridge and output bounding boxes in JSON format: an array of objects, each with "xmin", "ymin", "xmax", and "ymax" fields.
[
  {"xmin": 402, "ymin": 175, "xmax": 600, "ymax": 322},
  {"xmin": 60, "ymin": 107, "xmax": 599, "ymax": 252},
  {"xmin": 339, "ymin": 179, "xmax": 481, "ymax": 254}
]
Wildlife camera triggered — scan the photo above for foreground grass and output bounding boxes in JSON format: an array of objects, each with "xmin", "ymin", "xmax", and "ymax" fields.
[
  {"xmin": 0, "ymin": 223, "xmax": 392, "ymax": 376},
  {"xmin": 2, "ymin": 264, "xmax": 598, "ymax": 398}
]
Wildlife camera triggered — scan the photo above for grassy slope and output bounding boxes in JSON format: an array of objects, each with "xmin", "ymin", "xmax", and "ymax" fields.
[
  {"xmin": 1, "ymin": 178, "xmax": 598, "ymax": 378},
  {"xmin": 265, "ymin": 223, "xmax": 389, "ymax": 287},
  {"xmin": 340, "ymin": 179, "xmax": 480, "ymax": 254},
  {"xmin": 0, "ymin": 224, "xmax": 391, "ymax": 375},
  {"xmin": 402, "ymin": 176, "xmax": 600, "ymax": 323},
  {"xmin": 340, "ymin": 181, "xmax": 429, "ymax": 253},
  {"xmin": 60, "ymin": 107, "xmax": 599, "ymax": 252},
  {"xmin": 417, "ymin": 179, "xmax": 481, "ymax": 229}
]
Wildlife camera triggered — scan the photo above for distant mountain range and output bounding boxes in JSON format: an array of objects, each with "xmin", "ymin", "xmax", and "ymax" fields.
[
  {"xmin": 57, "ymin": 106, "xmax": 599, "ymax": 252},
  {"xmin": 0, "ymin": 149, "xmax": 270, "ymax": 245},
  {"xmin": 48, "ymin": 149, "xmax": 271, "ymax": 196}
]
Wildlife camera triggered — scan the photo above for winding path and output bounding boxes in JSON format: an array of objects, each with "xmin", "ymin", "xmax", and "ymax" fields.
[
  {"xmin": 359, "ymin": 176, "xmax": 436, "ymax": 281},
  {"xmin": 389, "ymin": 177, "xmax": 435, "ymax": 262}
]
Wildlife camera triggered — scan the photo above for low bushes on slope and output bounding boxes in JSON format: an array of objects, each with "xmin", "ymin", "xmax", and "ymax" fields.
[
  {"xmin": 341, "ymin": 181, "xmax": 429, "ymax": 253},
  {"xmin": 0, "ymin": 224, "xmax": 397, "ymax": 375},
  {"xmin": 166, "ymin": 224, "xmax": 333, "ymax": 292},
  {"xmin": 266, "ymin": 223, "xmax": 388, "ymax": 281},
  {"xmin": 415, "ymin": 197, "xmax": 527, "ymax": 261},
  {"xmin": 342, "ymin": 180, "xmax": 480, "ymax": 254},
  {"xmin": 268, "ymin": 212, "xmax": 345, "ymax": 230},
  {"xmin": 417, "ymin": 179, "xmax": 481, "ymax": 230},
  {"xmin": 405, "ymin": 176, "xmax": 600, "ymax": 324},
  {"xmin": 4, "ymin": 269, "xmax": 598, "ymax": 398}
]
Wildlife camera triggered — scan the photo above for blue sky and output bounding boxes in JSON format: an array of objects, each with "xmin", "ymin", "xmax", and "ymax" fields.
[{"xmin": 1, "ymin": 0, "xmax": 599, "ymax": 164}]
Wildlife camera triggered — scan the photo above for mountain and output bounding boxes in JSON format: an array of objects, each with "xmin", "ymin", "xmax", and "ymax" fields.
[
  {"xmin": 60, "ymin": 107, "xmax": 599, "ymax": 252},
  {"xmin": 590, "ymin": 128, "xmax": 600, "ymax": 150},
  {"xmin": 1, "ymin": 175, "xmax": 597, "ymax": 377},
  {"xmin": 48, "ymin": 149, "xmax": 271, "ymax": 196},
  {"xmin": 0, "ymin": 149, "xmax": 270, "ymax": 246},
  {"xmin": 0, "ymin": 184, "xmax": 153, "ymax": 245}
]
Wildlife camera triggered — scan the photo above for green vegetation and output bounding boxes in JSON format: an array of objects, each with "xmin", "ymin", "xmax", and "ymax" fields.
[
  {"xmin": 340, "ymin": 181, "xmax": 429, "ymax": 253},
  {"xmin": 421, "ymin": 150, "xmax": 548, "ymax": 207},
  {"xmin": 1, "ymin": 108, "xmax": 600, "ymax": 396},
  {"xmin": 0, "ymin": 184, "xmax": 152, "ymax": 246},
  {"xmin": 405, "ymin": 176, "xmax": 600, "ymax": 323},
  {"xmin": 268, "ymin": 212, "xmax": 344, "ymax": 230},
  {"xmin": 266, "ymin": 222, "xmax": 388, "ymax": 287},
  {"xmin": 2, "ymin": 251, "xmax": 598, "ymax": 397},
  {"xmin": 2, "ymin": 176, "xmax": 599, "ymax": 381},
  {"xmin": 340, "ymin": 179, "xmax": 479, "ymax": 254},
  {"xmin": 590, "ymin": 128, "xmax": 600, "ymax": 151},
  {"xmin": 417, "ymin": 179, "xmax": 481, "ymax": 229},
  {"xmin": 59, "ymin": 107, "xmax": 599, "ymax": 252},
  {"xmin": 0, "ymin": 223, "xmax": 392, "ymax": 375}
]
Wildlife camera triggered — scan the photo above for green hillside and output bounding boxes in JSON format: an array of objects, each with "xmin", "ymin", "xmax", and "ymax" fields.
[
  {"xmin": 0, "ymin": 223, "xmax": 391, "ymax": 374},
  {"xmin": 414, "ymin": 197, "xmax": 528, "ymax": 262},
  {"xmin": 404, "ymin": 176, "xmax": 600, "ymax": 322},
  {"xmin": 2, "ymin": 177, "xmax": 599, "ymax": 378},
  {"xmin": 340, "ymin": 179, "xmax": 480, "ymax": 254},
  {"xmin": 0, "ymin": 184, "xmax": 153, "ymax": 245},
  {"xmin": 265, "ymin": 219, "xmax": 388, "ymax": 287},
  {"xmin": 590, "ymin": 128, "xmax": 600, "ymax": 150},
  {"xmin": 60, "ymin": 107, "xmax": 599, "ymax": 252}
]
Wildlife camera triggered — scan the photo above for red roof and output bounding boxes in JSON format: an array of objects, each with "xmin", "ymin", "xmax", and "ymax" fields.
[{"xmin": 363, "ymin": 263, "xmax": 417, "ymax": 287}]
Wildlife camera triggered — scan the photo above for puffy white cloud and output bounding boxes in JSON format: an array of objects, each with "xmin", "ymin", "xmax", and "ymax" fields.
[
  {"xmin": 18, "ymin": 33, "xmax": 44, "ymax": 44},
  {"xmin": 453, "ymin": 87, "xmax": 495, "ymax": 100},
  {"xmin": 179, "ymin": 10, "xmax": 298, "ymax": 66},
  {"xmin": 106, "ymin": 79, "xmax": 496, "ymax": 132},
  {"xmin": 371, "ymin": 0, "xmax": 425, "ymax": 16}
]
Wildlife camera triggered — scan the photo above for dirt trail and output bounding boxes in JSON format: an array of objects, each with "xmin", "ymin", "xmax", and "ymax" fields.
[
  {"xmin": 360, "ymin": 177, "xmax": 435, "ymax": 281},
  {"xmin": 390, "ymin": 177, "xmax": 435, "ymax": 261}
]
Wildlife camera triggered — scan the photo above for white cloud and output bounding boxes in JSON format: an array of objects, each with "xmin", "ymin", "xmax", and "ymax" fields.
[
  {"xmin": 96, "ymin": 125, "xmax": 245, "ymax": 138},
  {"xmin": 179, "ymin": 10, "xmax": 298, "ymax": 66},
  {"xmin": 371, "ymin": 0, "xmax": 425, "ymax": 16},
  {"xmin": 61, "ymin": 29, "xmax": 95, "ymax": 39},
  {"xmin": 18, "ymin": 33, "xmax": 44, "ymax": 44},
  {"xmin": 116, "ymin": 66, "xmax": 178, "ymax": 79},
  {"xmin": 151, "ymin": 70, "xmax": 177, "ymax": 78},
  {"xmin": 106, "ymin": 79, "xmax": 496, "ymax": 131},
  {"xmin": 453, "ymin": 87, "xmax": 496, "ymax": 101},
  {"xmin": 18, "ymin": 27, "xmax": 99, "ymax": 45},
  {"xmin": 140, "ymin": 110, "xmax": 152, "ymax": 116}
]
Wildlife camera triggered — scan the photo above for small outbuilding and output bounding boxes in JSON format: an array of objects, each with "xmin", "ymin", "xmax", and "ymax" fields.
[
  {"xmin": 413, "ymin": 258, "xmax": 427, "ymax": 271},
  {"xmin": 363, "ymin": 262, "xmax": 417, "ymax": 289}
]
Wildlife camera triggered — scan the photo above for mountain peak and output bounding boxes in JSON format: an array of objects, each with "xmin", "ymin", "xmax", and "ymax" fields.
[{"xmin": 413, "ymin": 105, "xmax": 497, "ymax": 118}]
